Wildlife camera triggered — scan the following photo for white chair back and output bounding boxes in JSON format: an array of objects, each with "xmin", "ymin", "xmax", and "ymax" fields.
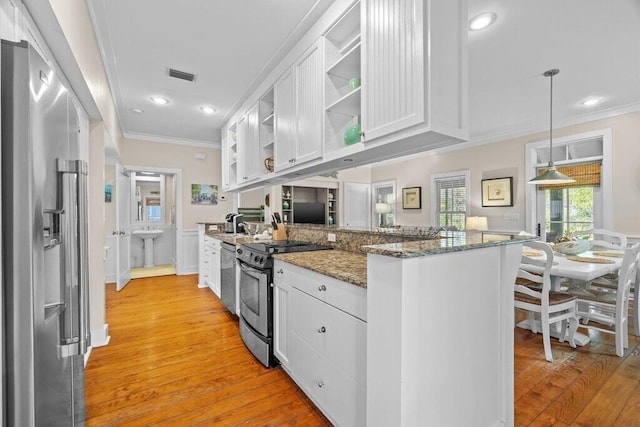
[
  {"xmin": 516, "ymin": 241, "xmax": 553, "ymax": 302},
  {"xmin": 616, "ymin": 243, "xmax": 640, "ymax": 308},
  {"xmin": 570, "ymin": 228, "xmax": 627, "ymax": 250}
]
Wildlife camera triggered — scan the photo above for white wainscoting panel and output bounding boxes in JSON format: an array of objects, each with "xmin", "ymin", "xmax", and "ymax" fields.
[
  {"xmin": 179, "ymin": 229, "xmax": 199, "ymax": 275},
  {"xmin": 104, "ymin": 234, "xmax": 117, "ymax": 283}
]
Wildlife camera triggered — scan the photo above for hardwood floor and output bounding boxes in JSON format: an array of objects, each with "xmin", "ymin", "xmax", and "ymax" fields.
[
  {"xmin": 86, "ymin": 274, "xmax": 640, "ymax": 426},
  {"xmin": 85, "ymin": 275, "xmax": 331, "ymax": 426},
  {"xmin": 513, "ymin": 310, "xmax": 640, "ymax": 426}
]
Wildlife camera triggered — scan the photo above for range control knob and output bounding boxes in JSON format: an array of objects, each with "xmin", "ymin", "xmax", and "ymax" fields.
[
  {"xmin": 259, "ymin": 256, "xmax": 264, "ymax": 264},
  {"xmin": 254, "ymin": 255, "xmax": 260, "ymax": 263},
  {"xmin": 236, "ymin": 248, "xmax": 243, "ymax": 255}
]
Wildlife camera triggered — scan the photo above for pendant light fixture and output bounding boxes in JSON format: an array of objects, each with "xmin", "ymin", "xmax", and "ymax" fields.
[{"xmin": 528, "ymin": 69, "xmax": 576, "ymax": 185}]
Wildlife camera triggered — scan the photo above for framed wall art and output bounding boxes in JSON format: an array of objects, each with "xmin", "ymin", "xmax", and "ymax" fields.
[
  {"xmin": 191, "ymin": 183, "xmax": 218, "ymax": 205},
  {"xmin": 481, "ymin": 177, "xmax": 513, "ymax": 207},
  {"xmin": 402, "ymin": 187, "xmax": 422, "ymax": 209}
]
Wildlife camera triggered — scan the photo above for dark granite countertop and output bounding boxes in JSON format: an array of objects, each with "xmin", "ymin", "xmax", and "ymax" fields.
[
  {"xmin": 273, "ymin": 250, "xmax": 367, "ymax": 288},
  {"xmin": 205, "ymin": 231, "xmax": 259, "ymax": 246},
  {"xmin": 361, "ymin": 231, "xmax": 536, "ymax": 258}
]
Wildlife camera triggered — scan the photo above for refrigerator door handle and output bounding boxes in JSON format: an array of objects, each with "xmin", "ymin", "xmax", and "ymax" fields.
[{"xmin": 57, "ymin": 159, "xmax": 91, "ymax": 358}]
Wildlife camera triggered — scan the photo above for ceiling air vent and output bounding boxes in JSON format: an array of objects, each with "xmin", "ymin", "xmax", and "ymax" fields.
[{"xmin": 168, "ymin": 68, "xmax": 196, "ymax": 82}]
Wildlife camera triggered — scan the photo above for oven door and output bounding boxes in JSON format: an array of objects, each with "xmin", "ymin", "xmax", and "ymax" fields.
[{"xmin": 238, "ymin": 260, "xmax": 271, "ymax": 338}]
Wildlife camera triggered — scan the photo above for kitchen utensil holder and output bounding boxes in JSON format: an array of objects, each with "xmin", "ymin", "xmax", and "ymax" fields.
[{"xmin": 272, "ymin": 228, "xmax": 287, "ymax": 241}]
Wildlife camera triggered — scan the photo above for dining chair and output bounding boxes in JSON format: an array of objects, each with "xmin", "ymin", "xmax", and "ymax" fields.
[
  {"xmin": 588, "ymin": 249, "xmax": 640, "ymax": 336},
  {"xmin": 515, "ymin": 241, "xmax": 578, "ymax": 362},
  {"xmin": 563, "ymin": 243, "xmax": 640, "ymax": 357},
  {"xmin": 570, "ymin": 228, "xmax": 627, "ymax": 250}
]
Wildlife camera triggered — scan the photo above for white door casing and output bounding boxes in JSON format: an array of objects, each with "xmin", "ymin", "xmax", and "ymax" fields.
[{"xmin": 116, "ymin": 163, "xmax": 131, "ymax": 291}]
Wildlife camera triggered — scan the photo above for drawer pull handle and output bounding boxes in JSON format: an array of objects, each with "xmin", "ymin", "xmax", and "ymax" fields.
[
  {"xmin": 318, "ymin": 285, "xmax": 326, "ymax": 291},
  {"xmin": 318, "ymin": 326, "xmax": 326, "ymax": 333},
  {"xmin": 317, "ymin": 381, "xmax": 324, "ymax": 388}
]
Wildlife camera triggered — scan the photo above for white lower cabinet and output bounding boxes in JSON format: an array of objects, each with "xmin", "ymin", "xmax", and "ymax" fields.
[
  {"xmin": 273, "ymin": 260, "xmax": 366, "ymax": 426},
  {"xmin": 205, "ymin": 237, "xmax": 221, "ymax": 297},
  {"xmin": 198, "ymin": 225, "xmax": 222, "ymax": 297}
]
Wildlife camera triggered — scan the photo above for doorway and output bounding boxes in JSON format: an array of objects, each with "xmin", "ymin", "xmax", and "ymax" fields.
[
  {"xmin": 118, "ymin": 165, "xmax": 183, "ymax": 283},
  {"xmin": 525, "ymin": 129, "xmax": 612, "ymax": 240}
]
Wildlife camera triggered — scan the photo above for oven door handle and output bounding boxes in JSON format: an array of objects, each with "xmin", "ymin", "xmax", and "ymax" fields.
[{"xmin": 237, "ymin": 260, "xmax": 264, "ymax": 280}]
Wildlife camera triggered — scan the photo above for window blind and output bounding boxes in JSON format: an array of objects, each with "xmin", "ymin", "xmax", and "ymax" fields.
[
  {"xmin": 435, "ymin": 175, "xmax": 467, "ymax": 229},
  {"xmin": 537, "ymin": 162, "xmax": 601, "ymax": 190}
]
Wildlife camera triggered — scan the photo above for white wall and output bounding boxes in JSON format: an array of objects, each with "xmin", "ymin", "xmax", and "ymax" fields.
[{"xmin": 370, "ymin": 111, "xmax": 640, "ymax": 236}]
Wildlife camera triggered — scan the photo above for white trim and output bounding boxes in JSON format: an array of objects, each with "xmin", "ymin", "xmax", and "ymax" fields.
[
  {"xmin": 123, "ymin": 132, "xmax": 221, "ymax": 149},
  {"xmin": 124, "ymin": 166, "xmax": 184, "ymax": 274},
  {"xmin": 463, "ymin": 102, "xmax": 640, "ymax": 153},
  {"xmin": 525, "ymin": 128, "xmax": 613, "ymax": 235},
  {"xmin": 430, "ymin": 170, "xmax": 470, "ymax": 228},
  {"xmin": 89, "ymin": 323, "xmax": 110, "ymax": 350}
]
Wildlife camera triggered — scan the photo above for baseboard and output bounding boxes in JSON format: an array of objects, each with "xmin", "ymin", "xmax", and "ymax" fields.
[
  {"xmin": 178, "ymin": 266, "xmax": 199, "ymax": 276},
  {"xmin": 91, "ymin": 323, "xmax": 111, "ymax": 348}
]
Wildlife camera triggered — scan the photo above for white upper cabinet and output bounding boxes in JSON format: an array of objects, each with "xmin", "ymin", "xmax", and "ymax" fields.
[
  {"xmin": 222, "ymin": 0, "xmax": 468, "ymax": 191},
  {"xmin": 324, "ymin": 1, "xmax": 362, "ymax": 155},
  {"xmin": 236, "ymin": 102, "xmax": 262, "ymax": 183},
  {"xmin": 294, "ymin": 39, "xmax": 324, "ymax": 165},
  {"xmin": 274, "ymin": 39, "xmax": 324, "ymax": 172},
  {"xmin": 274, "ymin": 68, "xmax": 296, "ymax": 171},
  {"xmin": 236, "ymin": 115, "xmax": 248, "ymax": 181},
  {"xmin": 245, "ymin": 103, "xmax": 261, "ymax": 181},
  {"xmin": 362, "ymin": 0, "xmax": 467, "ymax": 142},
  {"xmin": 221, "ymin": 125, "xmax": 238, "ymax": 190}
]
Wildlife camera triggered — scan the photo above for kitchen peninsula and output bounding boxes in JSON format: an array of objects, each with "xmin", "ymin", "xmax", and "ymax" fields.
[
  {"xmin": 363, "ymin": 231, "xmax": 533, "ymax": 427},
  {"xmin": 272, "ymin": 226, "xmax": 533, "ymax": 426}
]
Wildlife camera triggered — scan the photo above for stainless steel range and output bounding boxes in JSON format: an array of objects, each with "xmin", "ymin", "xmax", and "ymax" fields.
[{"xmin": 236, "ymin": 240, "xmax": 332, "ymax": 367}]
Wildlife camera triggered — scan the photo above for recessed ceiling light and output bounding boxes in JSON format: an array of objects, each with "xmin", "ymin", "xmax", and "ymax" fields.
[
  {"xmin": 580, "ymin": 98, "xmax": 601, "ymax": 107},
  {"xmin": 200, "ymin": 106, "xmax": 216, "ymax": 114},
  {"xmin": 150, "ymin": 96, "xmax": 169, "ymax": 105},
  {"xmin": 469, "ymin": 12, "xmax": 497, "ymax": 31},
  {"xmin": 131, "ymin": 108, "xmax": 144, "ymax": 114}
]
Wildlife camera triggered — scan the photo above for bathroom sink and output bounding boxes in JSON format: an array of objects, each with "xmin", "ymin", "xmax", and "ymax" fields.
[
  {"xmin": 133, "ymin": 229, "xmax": 164, "ymax": 239},
  {"xmin": 132, "ymin": 229, "xmax": 164, "ymax": 268}
]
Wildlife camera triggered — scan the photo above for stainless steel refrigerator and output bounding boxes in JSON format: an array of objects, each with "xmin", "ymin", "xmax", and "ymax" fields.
[{"xmin": 1, "ymin": 40, "xmax": 90, "ymax": 426}]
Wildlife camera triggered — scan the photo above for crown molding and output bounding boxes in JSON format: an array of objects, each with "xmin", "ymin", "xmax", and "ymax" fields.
[{"xmin": 123, "ymin": 132, "xmax": 221, "ymax": 149}]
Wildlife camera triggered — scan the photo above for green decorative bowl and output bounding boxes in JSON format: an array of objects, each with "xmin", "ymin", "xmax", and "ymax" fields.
[{"xmin": 344, "ymin": 124, "xmax": 361, "ymax": 145}]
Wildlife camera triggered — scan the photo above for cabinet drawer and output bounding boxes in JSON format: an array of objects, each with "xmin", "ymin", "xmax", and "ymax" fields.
[
  {"xmin": 282, "ymin": 261, "xmax": 367, "ymax": 321},
  {"xmin": 291, "ymin": 287, "xmax": 366, "ymax": 386},
  {"xmin": 290, "ymin": 332, "xmax": 366, "ymax": 427}
]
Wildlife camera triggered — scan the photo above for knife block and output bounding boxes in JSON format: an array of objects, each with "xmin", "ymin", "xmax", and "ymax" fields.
[{"xmin": 272, "ymin": 227, "xmax": 287, "ymax": 241}]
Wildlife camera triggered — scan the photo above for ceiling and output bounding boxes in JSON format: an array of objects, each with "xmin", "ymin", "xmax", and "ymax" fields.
[{"xmin": 88, "ymin": 0, "xmax": 640, "ymax": 149}]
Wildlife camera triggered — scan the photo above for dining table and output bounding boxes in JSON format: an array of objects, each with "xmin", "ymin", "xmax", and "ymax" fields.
[{"xmin": 516, "ymin": 247, "xmax": 624, "ymax": 346}]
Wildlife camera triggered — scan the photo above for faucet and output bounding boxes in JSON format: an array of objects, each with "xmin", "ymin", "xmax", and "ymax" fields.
[
  {"xmin": 238, "ymin": 222, "xmax": 250, "ymax": 235},
  {"xmin": 232, "ymin": 214, "xmax": 243, "ymax": 234}
]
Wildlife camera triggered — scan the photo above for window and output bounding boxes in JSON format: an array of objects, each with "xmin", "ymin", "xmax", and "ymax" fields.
[
  {"xmin": 431, "ymin": 171, "xmax": 469, "ymax": 230},
  {"xmin": 526, "ymin": 130, "xmax": 612, "ymax": 240},
  {"xmin": 147, "ymin": 205, "xmax": 162, "ymax": 222},
  {"xmin": 542, "ymin": 163, "xmax": 601, "ymax": 239}
]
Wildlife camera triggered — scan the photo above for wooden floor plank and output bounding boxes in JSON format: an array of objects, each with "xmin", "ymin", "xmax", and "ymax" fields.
[
  {"xmin": 570, "ymin": 345, "xmax": 640, "ymax": 426},
  {"xmin": 86, "ymin": 275, "xmax": 640, "ymax": 425}
]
